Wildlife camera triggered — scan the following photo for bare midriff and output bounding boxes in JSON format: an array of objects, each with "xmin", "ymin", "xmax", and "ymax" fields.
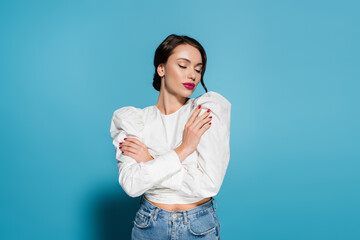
[{"xmin": 145, "ymin": 197, "xmax": 212, "ymax": 211}]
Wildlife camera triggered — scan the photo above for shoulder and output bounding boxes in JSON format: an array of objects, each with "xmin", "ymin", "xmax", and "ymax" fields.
[
  {"xmin": 192, "ymin": 91, "xmax": 231, "ymax": 112},
  {"xmin": 112, "ymin": 106, "xmax": 144, "ymax": 121},
  {"xmin": 110, "ymin": 106, "xmax": 145, "ymax": 136},
  {"xmin": 190, "ymin": 91, "xmax": 231, "ymax": 129}
]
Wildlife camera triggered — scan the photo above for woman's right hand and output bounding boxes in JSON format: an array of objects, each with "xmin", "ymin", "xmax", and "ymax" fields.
[{"xmin": 179, "ymin": 105, "xmax": 212, "ymax": 157}]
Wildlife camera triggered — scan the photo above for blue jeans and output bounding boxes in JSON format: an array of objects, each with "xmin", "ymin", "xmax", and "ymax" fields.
[{"xmin": 131, "ymin": 195, "xmax": 221, "ymax": 240}]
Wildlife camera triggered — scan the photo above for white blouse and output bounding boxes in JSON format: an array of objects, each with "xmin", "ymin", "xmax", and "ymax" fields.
[{"xmin": 110, "ymin": 91, "xmax": 231, "ymax": 204}]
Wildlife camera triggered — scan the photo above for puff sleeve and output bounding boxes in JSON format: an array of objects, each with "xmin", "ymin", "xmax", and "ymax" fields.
[
  {"xmin": 155, "ymin": 91, "xmax": 231, "ymax": 198},
  {"xmin": 110, "ymin": 106, "xmax": 183, "ymax": 197}
]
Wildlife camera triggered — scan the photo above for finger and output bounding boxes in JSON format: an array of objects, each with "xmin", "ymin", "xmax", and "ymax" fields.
[
  {"xmin": 199, "ymin": 120, "xmax": 212, "ymax": 135},
  {"xmin": 195, "ymin": 115, "xmax": 212, "ymax": 130},
  {"xmin": 188, "ymin": 105, "xmax": 202, "ymax": 125},
  {"xmin": 120, "ymin": 143, "xmax": 139, "ymax": 155},
  {"xmin": 124, "ymin": 138, "xmax": 144, "ymax": 148},
  {"xmin": 130, "ymin": 138, "xmax": 147, "ymax": 148},
  {"xmin": 193, "ymin": 110, "xmax": 211, "ymax": 129},
  {"xmin": 122, "ymin": 151, "xmax": 140, "ymax": 162}
]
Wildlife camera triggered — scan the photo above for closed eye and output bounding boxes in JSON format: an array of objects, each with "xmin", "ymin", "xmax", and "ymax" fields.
[{"xmin": 178, "ymin": 64, "xmax": 201, "ymax": 73}]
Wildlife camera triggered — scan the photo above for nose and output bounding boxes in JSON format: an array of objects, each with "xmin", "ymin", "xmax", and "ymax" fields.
[{"xmin": 187, "ymin": 68, "xmax": 196, "ymax": 81}]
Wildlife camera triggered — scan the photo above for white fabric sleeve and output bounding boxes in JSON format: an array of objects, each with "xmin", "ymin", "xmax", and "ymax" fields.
[
  {"xmin": 154, "ymin": 91, "xmax": 231, "ymax": 198},
  {"xmin": 110, "ymin": 106, "xmax": 183, "ymax": 198}
]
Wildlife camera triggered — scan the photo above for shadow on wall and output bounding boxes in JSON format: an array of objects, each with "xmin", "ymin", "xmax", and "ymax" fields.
[{"xmin": 92, "ymin": 189, "xmax": 140, "ymax": 240}]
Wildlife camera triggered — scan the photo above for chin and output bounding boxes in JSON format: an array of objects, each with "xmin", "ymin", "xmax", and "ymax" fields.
[
  {"xmin": 175, "ymin": 85, "xmax": 195, "ymax": 97},
  {"xmin": 183, "ymin": 89, "xmax": 194, "ymax": 97}
]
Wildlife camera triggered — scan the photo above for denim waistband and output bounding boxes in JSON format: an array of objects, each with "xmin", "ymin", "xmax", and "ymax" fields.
[{"xmin": 139, "ymin": 194, "xmax": 217, "ymax": 223}]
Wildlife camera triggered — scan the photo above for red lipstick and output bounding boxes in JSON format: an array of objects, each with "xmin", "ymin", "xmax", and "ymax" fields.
[{"xmin": 183, "ymin": 82, "xmax": 195, "ymax": 89}]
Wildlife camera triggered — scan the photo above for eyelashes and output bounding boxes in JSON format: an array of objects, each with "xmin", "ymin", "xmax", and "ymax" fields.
[{"xmin": 178, "ymin": 64, "xmax": 202, "ymax": 73}]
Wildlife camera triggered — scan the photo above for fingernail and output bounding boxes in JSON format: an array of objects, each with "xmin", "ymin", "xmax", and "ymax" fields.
[
  {"xmin": 122, "ymin": 151, "xmax": 124, "ymax": 153},
  {"xmin": 207, "ymin": 109, "xmax": 211, "ymax": 112},
  {"xmin": 209, "ymin": 116, "xmax": 212, "ymax": 118},
  {"xmin": 120, "ymin": 142, "xmax": 123, "ymax": 145},
  {"xmin": 198, "ymin": 105, "xmax": 201, "ymax": 109},
  {"xmin": 120, "ymin": 147, "xmax": 122, "ymax": 149},
  {"xmin": 124, "ymin": 138, "xmax": 127, "ymax": 140},
  {"xmin": 209, "ymin": 122, "xmax": 212, "ymax": 125}
]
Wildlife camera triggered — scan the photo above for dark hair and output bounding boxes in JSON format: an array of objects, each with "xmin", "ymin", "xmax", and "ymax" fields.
[{"xmin": 152, "ymin": 34, "xmax": 208, "ymax": 93}]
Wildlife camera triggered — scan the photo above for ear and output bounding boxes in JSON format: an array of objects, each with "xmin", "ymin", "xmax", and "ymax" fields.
[{"xmin": 157, "ymin": 63, "xmax": 165, "ymax": 77}]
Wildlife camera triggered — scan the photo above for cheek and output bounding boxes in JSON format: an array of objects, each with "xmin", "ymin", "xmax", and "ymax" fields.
[{"xmin": 167, "ymin": 67, "xmax": 184, "ymax": 79}]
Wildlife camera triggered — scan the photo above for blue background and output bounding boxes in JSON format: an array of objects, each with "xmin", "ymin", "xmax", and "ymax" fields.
[{"xmin": 1, "ymin": 0, "xmax": 359, "ymax": 239}]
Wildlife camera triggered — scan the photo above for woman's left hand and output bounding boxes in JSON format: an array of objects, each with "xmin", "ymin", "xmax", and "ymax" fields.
[{"xmin": 119, "ymin": 138, "xmax": 154, "ymax": 163}]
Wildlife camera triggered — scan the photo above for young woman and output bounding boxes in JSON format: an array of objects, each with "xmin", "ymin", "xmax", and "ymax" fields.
[{"xmin": 110, "ymin": 34, "xmax": 231, "ymax": 239}]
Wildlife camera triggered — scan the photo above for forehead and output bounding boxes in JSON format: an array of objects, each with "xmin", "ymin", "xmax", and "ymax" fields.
[{"xmin": 170, "ymin": 44, "xmax": 202, "ymax": 63}]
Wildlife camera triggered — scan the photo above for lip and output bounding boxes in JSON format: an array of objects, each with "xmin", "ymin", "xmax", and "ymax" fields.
[{"xmin": 182, "ymin": 82, "xmax": 195, "ymax": 89}]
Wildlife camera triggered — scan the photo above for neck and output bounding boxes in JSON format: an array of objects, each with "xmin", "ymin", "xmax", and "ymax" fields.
[{"xmin": 155, "ymin": 90, "xmax": 189, "ymax": 115}]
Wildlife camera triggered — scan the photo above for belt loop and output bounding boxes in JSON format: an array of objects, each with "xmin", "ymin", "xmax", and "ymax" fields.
[
  {"xmin": 183, "ymin": 211, "xmax": 188, "ymax": 225},
  {"xmin": 212, "ymin": 197, "xmax": 217, "ymax": 211},
  {"xmin": 153, "ymin": 207, "xmax": 160, "ymax": 221}
]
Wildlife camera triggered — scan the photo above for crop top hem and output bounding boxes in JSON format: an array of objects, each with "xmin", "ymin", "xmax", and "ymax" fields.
[{"xmin": 144, "ymin": 193, "xmax": 211, "ymax": 204}]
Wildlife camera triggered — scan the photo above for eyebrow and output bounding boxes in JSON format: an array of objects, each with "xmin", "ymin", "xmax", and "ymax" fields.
[{"xmin": 176, "ymin": 58, "xmax": 203, "ymax": 66}]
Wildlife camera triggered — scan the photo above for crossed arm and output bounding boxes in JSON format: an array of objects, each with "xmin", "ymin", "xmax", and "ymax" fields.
[{"xmin": 110, "ymin": 92, "xmax": 231, "ymax": 198}]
